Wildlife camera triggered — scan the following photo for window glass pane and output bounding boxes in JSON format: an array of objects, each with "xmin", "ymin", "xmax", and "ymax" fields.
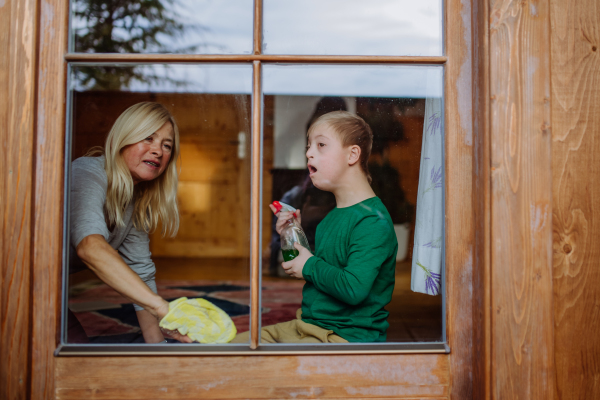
[
  {"xmin": 71, "ymin": 0, "xmax": 253, "ymax": 54},
  {"xmin": 263, "ymin": 0, "xmax": 443, "ymax": 56},
  {"xmin": 262, "ymin": 65, "xmax": 443, "ymax": 343},
  {"xmin": 65, "ymin": 64, "xmax": 253, "ymax": 344}
]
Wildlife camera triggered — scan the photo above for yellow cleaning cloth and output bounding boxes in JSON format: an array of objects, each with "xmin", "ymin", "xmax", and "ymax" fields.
[{"xmin": 159, "ymin": 297, "xmax": 237, "ymax": 343}]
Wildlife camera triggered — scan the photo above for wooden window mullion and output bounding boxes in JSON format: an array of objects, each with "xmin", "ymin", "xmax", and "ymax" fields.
[
  {"xmin": 253, "ymin": 0, "xmax": 263, "ymax": 55},
  {"xmin": 250, "ymin": 59, "xmax": 263, "ymax": 349}
]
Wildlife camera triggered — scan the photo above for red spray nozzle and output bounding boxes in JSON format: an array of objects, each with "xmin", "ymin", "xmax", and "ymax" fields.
[
  {"xmin": 271, "ymin": 201, "xmax": 297, "ymax": 218},
  {"xmin": 272, "ymin": 201, "xmax": 283, "ymax": 214}
]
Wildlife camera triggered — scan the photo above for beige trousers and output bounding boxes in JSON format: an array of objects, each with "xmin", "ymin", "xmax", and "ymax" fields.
[{"xmin": 230, "ymin": 309, "xmax": 348, "ymax": 344}]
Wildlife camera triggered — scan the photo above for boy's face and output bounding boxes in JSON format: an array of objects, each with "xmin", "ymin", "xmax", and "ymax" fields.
[{"xmin": 306, "ymin": 123, "xmax": 348, "ymax": 191}]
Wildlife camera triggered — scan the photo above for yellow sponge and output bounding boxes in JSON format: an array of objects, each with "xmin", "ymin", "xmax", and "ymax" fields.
[{"xmin": 159, "ymin": 297, "xmax": 237, "ymax": 343}]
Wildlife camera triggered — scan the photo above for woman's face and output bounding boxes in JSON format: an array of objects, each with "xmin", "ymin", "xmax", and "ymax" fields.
[{"xmin": 121, "ymin": 121, "xmax": 174, "ymax": 185}]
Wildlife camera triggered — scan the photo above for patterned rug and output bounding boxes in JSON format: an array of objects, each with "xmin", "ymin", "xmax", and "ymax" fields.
[{"xmin": 68, "ymin": 279, "xmax": 304, "ymax": 343}]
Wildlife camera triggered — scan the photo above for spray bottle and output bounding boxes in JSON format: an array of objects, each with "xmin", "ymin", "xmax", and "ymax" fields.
[{"xmin": 272, "ymin": 201, "xmax": 311, "ymax": 261}]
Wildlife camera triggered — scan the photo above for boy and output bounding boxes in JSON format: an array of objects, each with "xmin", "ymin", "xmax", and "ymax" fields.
[{"xmin": 233, "ymin": 111, "xmax": 397, "ymax": 343}]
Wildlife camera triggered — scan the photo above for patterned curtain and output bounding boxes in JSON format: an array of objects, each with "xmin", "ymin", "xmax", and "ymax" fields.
[{"xmin": 411, "ymin": 97, "xmax": 443, "ymax": 295}]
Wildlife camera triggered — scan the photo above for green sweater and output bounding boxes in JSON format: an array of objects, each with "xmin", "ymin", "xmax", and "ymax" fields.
[{"xmin": 301, "ymin": 197, "xmax": 397, "ymax": 342}]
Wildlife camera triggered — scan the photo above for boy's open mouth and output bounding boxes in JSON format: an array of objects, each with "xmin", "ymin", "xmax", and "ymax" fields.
[{"xmin": 308, "ymin": 164, "xmax": 317, "ymax": 175}]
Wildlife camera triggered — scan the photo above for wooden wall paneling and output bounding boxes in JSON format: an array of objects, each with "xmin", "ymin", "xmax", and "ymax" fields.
[
  {"xmin": 262, "ymin": 95, "xmax": 275, "ymax": 253},
  {"xmin": 31, "ymin": 0, "xmax": 68, "ymax": 398},
  {"xmin": 489, "ymin": 0, "xmax": 554, "ymax": 398},
  {"xmin": 0, "ymin": 0, "xmax": 37, "ymax": 399},
  {"xmin": 150, "ymin": 93, "xmax": 253, "ymax": 258},
  {"xmin": 471, "ymin": 0, "xmax": 491, "ymax": 398},
  {"xmin": 445, "ymin": 0, "xmax": 475, "ymax": 398},
  {"xmin": 551, "ymin": 0, "xmax": 600, "ymax": 398},
  {"xmin": 55, "ymin": 354, "xmax": 450, "ymax": 399}
]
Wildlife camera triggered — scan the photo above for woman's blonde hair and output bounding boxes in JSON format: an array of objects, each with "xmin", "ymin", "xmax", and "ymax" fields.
[
  {"xmin": 307, "ymin": 111, "xmax": 373, "ymax": 184},
  {"xmin": 96, "ymin": 102, "xmax": 180, "ymax": 237}
]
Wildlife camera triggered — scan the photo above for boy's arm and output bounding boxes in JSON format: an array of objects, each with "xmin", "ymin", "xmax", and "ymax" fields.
[{"xmin": 302, "ymin": 217, "xmax": 395, "ymax": 306}]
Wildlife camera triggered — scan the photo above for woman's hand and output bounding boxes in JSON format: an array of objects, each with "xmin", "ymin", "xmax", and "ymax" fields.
[
  {"xmin": 77, "ymin": 235, "xmax": 193, "ymax": 343},
  {"xmin": 152, "ymin": 299, "xmax": 194, "ymax": 343},
  {"xmin": 269, "ymin": 204, "xmax": 301, "ymax": 235}
]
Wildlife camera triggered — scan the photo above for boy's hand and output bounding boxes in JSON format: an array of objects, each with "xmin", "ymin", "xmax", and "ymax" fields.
[
  {"xmin": 281, "ymin": 242, "xmax": 312, "ymax": 279},
  {"xmin": 269, "ymin": 204, "xmax": 302, "ymax": 235}
]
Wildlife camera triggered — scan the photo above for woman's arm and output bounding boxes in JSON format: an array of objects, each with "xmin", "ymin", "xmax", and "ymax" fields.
[
  {"xmin": 76, "ymin": 234, "xmax": 191, "ymax": 343},
  {"xmin": 77, "ymin": 234, "xmax": 166, "ymax": 315},
  {"xmin": 136, "ymin": 309, "xmax": 165, "ymax": 343}
]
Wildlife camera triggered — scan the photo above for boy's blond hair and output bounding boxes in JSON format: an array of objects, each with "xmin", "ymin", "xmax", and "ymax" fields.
[{"xmin": 307, "ymin": 111, "xmax": 373, "ymax": 184}]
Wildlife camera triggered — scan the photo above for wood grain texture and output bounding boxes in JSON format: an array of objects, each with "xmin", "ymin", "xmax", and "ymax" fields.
[
  {"xmin": 550, "ymin": 0, "xmax": 600, "ymax": 398},
  {"xmin": 489, "ymin": 0, "xmax": 554, "ymax": 398},
  {"xmin": 0, "ymin": 0, "xmax": 37, "ymax": 399},
  {"xmin": 21, "ymin": 1, "xmax": 475, "ymax": 398},
  {"xmin": 261, "ymin": 95, "xmax": 275, "ymax": 253},
  {"xmin": 253, "ymin": 0, "xmax": 262, "ymax": 54},
  {"xmin": 64, "ymin": 53, "xmax": 449, "ymax": 64},
  {"xmin": 30, "ymin": 0, "xmax": 68, "ymax": 398},
  {"xmin": 471, "ymin": 0, "xmax": 491, "ymax": 398},
  {"xmin": 55, "ymin": 355, "xmax": 449, "ymax": 399},
  {"xmin": 445, "ymin": 0, "xmax": 475, "ymax": 398}
]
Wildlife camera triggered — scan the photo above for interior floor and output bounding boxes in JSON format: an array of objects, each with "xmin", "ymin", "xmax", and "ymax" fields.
[{"xmin": 69, "ymin": 257, "xmax": 442, "ymax": 343}]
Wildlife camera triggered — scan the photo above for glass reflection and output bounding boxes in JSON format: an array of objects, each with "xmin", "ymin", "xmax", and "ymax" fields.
[
  {"xmin": 66, "ymin": 64, "xmax": 252, "ymax": 344},
  {"xmin": 261, "ymin": 65, "xmax": 443, "ymax": 343},
  {"xmin": 71, "ymin": 0, "xmax": 253, "ymax": 54},
  {"xmin": 263, "ymin": 0, "xmax": 443, "ymax": 56}
]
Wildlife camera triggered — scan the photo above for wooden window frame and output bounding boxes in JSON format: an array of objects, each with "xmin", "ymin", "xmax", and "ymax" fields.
[{"xmin": 30, "ymin": 0, "xmax": 476, "ymax": 396}]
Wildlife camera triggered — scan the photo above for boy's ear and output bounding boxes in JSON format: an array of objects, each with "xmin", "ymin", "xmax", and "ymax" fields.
[{"xmin": 348, "ymin": 145, "xmax": 361, "ymax": 166}]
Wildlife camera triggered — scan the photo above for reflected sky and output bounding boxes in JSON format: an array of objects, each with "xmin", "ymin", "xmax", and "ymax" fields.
[
  {"xmin": 70, "ymin": 64, "xmax": 253, "ymax": 93},
  {"xmin": 263, "ymin": 0, "xmax": 443, "ymax": 56},
  {"xmin": 70, "ymin": 64, "xmax": 442, "ymax": 98},
  {"xmin": 71, "ymin": 0, "xmax": 254, "ymax": 54},
  {"xmin": 71, "ymin": 0, "xmax": 442, "ymax": 56},
  {"xmin": 264, "ymin": 65, "xmax": 443, "ymax": 98}
]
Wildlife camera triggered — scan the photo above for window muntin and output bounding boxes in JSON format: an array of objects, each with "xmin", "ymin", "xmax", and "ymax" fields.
[
  {"xmin": 70, "ymin": 0, "xmax": 254, "ymax": 54},
  {"xmin": 262, "ymin": 0, "xmax": 443, "ymax": 56}
]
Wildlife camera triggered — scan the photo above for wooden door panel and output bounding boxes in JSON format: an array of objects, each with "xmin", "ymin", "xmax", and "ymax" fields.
[{"xmin": 55, "ymin": 355, "xmax": 449, "ymax": 399}]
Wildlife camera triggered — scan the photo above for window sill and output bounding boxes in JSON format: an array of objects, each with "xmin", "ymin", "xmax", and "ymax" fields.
[{"xmin": 56, "ymin": 342, "xmax": 449, "ymax": 356}]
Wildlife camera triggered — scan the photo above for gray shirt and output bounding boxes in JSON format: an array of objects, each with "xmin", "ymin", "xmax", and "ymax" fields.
[{"xmin": 69, "ymin": 156, "xmax": 157, "ymax": 311}]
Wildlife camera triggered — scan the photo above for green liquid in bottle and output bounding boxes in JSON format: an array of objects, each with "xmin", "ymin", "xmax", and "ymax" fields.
[{"xmin": 282, "ymin": 248, "xmax": 300, "ymax": 262}]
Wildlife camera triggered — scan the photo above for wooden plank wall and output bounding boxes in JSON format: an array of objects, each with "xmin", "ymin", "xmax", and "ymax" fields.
[
  {"xmin": 30, "ymin": 0, "xmax": 69, "ymax": 398},
  {"xmin": 0, "ymin": 0, "xmax": 37, "ymax": 399},
  {"xmin": 9, "ymin": 0, "xmax": 600, "ymax": 398},
  {"xmin": 487, "ymin": 0, "xmax": 554, "ymax": 399},
  {"xmin": 471, "ymin": 0, "xmax": 491, "ymax": 398},
  {"xmin": 445, "ymin": 0, "xmax": 475, "ymax": 398},
  {"xmin": 551, "ymin": 0, "xmax": 600, "ymax": 399},
  {"xmin": 55, "ymin": 354, "xmax": 450, "ymax": 399}
]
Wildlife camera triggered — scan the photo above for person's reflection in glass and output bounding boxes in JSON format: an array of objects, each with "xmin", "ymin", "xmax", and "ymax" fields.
[{"xmin": 68, "ymin": 102, "xmax": 192, "ymax": 344}]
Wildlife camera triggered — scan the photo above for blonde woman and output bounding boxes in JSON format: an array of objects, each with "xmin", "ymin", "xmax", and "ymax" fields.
[{"xmin": 69, "ymin": 102, "xmax": 191, "ymax": 343}]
